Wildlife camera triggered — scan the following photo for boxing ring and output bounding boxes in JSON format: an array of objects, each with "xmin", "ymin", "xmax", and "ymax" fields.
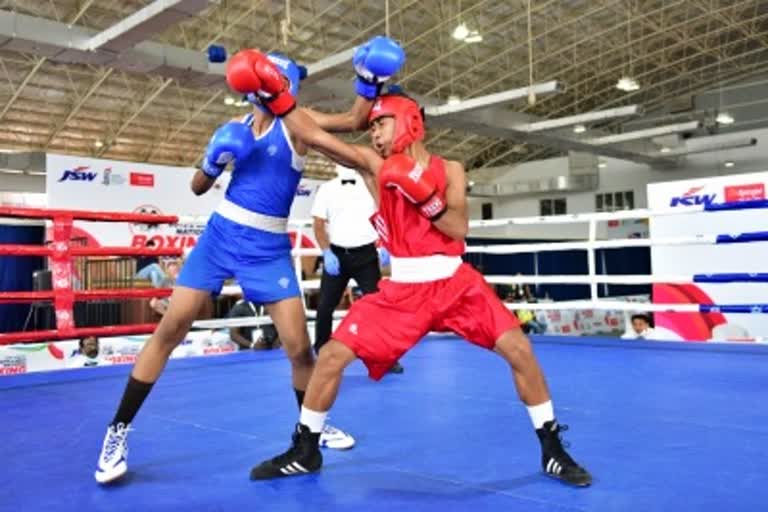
[
  {"xmin": 2, "ymin": 200, "xmax": 768, "ymax": 511},
  {"xmin": 0, "ymin": 206, "xmax": 181, "ymax": 344}
]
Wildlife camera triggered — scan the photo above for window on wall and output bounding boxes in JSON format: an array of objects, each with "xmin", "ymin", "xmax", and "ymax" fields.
[
  {"xmin": 540, "ymin": 197, "xmax": 567, "ymax": 216},
  {"xmin": 481, "ymin": 202, "xmax": 493, "ymax": 220},
  {"xmin": 595, "ymin": 190, "xmax": 634, "ymax": 212}
]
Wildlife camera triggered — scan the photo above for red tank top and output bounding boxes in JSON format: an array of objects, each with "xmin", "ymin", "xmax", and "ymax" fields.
[{"xmin": 370, "ymin": 155, "xmax": 465, "ymax": 257}]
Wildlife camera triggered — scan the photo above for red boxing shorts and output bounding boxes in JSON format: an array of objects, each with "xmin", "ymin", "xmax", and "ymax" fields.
[{"xmin": 332, "ymin": 263, "xmax": 520, "ymax": 380}]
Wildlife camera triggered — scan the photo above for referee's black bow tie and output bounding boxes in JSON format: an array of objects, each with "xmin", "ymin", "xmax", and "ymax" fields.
[{"xmin": 341, "ymin": 179, "xmax": 356, "ymax": 185}]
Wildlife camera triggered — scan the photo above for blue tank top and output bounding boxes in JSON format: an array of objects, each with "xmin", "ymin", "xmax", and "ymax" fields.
[{"xmin": 224, "ymin": 114, "xmax": 305, "ymax": 217}]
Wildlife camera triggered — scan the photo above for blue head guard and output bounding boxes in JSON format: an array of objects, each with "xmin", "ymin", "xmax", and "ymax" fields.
[{"xmin": 246, "ymin": 52, "xmax": 306, "ymax": 107}]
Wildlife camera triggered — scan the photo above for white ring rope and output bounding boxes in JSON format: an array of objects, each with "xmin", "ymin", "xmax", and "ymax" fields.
[{"xmin": 176, "ymin": 201, "xmax": 768, "ymax": 333}]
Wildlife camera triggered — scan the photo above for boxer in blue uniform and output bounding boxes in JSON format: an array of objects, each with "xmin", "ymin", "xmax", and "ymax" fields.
[{"xmin": 94, "ymin": 37, "xmax": 406, "ymax": 484}]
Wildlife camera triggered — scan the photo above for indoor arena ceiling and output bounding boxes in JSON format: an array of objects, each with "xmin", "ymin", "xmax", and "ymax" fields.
[{"xmin": 0, "ymin": 0, "xmax": 767, "ymax": 179}]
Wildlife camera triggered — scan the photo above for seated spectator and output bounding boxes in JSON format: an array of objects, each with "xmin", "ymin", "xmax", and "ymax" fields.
[
  {"xmin": 515, "ymin": 308, "xmax": 547, "ymax": 335},
  {"xmin": 67, "ymin": 336, "xmax": 104, "ymax": 368},
  {"xmin": 622, "ymin": 313, "xmax": 655, "ymax": 339},
  {"xmin": 507, "ymin": 273, "xmax": 535, "ymax": 303},
  {"xmin": 228, "ymin": 299, "xmax": 281, "ymax": 350},
  {"xmin": 149, "ymin": 261, "xmax": 181, "ymax": 316},
  {"xmin": 503, "ymin": 275, "xmax": 547, "ymax": 334},
  {"xmin": 135, "ymin": 239, "xmax": 166, "ymax": 287}
]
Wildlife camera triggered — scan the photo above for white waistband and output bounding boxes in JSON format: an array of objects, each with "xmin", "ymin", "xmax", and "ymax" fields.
[
  {"xmin": 389, "ymin": 255, "xmax": 462, "ymax": 283},
  {"xmin": 215, "ymin": 199, "xmax": 288, "ymax": 234}
]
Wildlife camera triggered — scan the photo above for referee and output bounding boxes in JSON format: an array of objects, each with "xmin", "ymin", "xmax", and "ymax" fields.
[{"xmin": 311, "ymin": 165, "xmax": 403, "ymax": 374}]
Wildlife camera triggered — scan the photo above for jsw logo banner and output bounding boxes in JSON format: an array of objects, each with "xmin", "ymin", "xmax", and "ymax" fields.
[
  {"xmin": 58, "ymin": 166, "xmax": 98, "ymax": 182},
  {"xmin": 647, "ymin": 171, "xmax": 768, "ymax": 341},
  {"xmin": 46, "ymin": 154, "xmax": 324, "ymax": 248},
  {"xmin": 668, "ymin": 186, "xmax": 717, "ymax": 208}
]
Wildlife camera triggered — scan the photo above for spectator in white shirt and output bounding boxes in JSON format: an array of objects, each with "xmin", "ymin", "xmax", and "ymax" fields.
[
  {"xmin": 622, "ymin": 313, "xmax": 655, "ymax": 340},
  {"xmin": 67, "ymin": 336, "xmax": 106, "ymax": 367}
]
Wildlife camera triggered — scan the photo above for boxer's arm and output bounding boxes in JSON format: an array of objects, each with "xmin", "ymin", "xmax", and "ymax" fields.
[
  {"xmin": 301, "ymin": 96, "xmax": 374, "ymax": 133},
  {"xmin": 432, "ymin": 160, "xmax": 469, "ymax": 240},
  {"xmin": 283, "ymin": 107, "xmax": 382, "ymax": 176},
  {"xmin": 191, "ymin": 170, "xmax": 216, "ymax": 196},
  {"xmin": 191, "ymin": 115, "xmax": 250, "ymax": 196}
]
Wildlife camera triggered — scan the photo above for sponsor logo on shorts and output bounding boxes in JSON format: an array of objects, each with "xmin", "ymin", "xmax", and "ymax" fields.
[
  {"xmin": 724, "ymin": 183, "xmax": 765, "ymax": 203},
  {"xmin": 278, "ymin": 277, "xmax": 290, "ymax": 289},
  {"xmin": 349, "ymin": 323, "xmax": 358, "ymax": 335}
]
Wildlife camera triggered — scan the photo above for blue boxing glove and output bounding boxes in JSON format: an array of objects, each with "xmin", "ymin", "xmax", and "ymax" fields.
[
  {"xmin": 322, "ymin": 249, "xmax": 340, "ymax": 276},
  {"xmin": 201, "ymin": 121, "xmax": 255, "ymax": 179},
  {"xmin": 378, "ymin": 246, "xmax": 390, "ymax": 267},
  {"xmin": 353, "ymin": 36, "xmax": 406, "ymax": 99}
]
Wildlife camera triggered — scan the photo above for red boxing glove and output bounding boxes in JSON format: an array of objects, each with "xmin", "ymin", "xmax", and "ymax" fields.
[
  {"xmin": 380, "ymin": 154, "xmax": 447, "ymax": 220},
  {"xmin": 226, "ymin": 50, "xmax": 263, "ymax": 93},
  {"xmin": 226, "ymin": 50, "xmax": 296, "ymax": 116}
]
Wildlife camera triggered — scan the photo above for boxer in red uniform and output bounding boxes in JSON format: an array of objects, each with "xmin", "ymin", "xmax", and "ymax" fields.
[{"xmin": 229, "ymin": 50, "xmax": 591, "ymax": 487}]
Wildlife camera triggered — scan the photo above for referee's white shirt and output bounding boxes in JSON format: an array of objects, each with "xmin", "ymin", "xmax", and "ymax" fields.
[{"xmin": 311, "ymin": 176, "xmax": 378, "ymax": 248}]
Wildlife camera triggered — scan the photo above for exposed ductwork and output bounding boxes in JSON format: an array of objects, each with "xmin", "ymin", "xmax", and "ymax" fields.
[
  {"xmin": 0, "ymin": 8, "xmax": 223, "ymax": 86},
  {"xmin": 468, "ymin": 173, "xmax": 599, "ymax": 198},
  {"xmin": 0, "ymin": 152, "xmax": 46, "ymax": 172},
  {"xmin": 468, "ymin": 151, "xmax": 600, "ymax": 198},
  {"xmin": 78, "ymin": 0, "xmax": 216, "ymax": 53},
  {"xmin": 0, "ymin": 4, "xmax": 760, "ymax": 175},
  {"xmin": 0, "ymin": 10, "xmax": 683, "ymax": 168}
]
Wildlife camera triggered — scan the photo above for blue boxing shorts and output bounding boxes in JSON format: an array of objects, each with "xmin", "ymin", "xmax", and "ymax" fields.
[{"xmin": 176, "ymin": 213, "xmax": 301, "ymax": 304}]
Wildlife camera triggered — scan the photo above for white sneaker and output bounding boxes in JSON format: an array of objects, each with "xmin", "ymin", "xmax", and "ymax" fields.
[
  {"xmin": 319, "ymin": 423, "xmax": 355, "ymax": 450},
  {"xmin": 94, "ymin": 423, "xmax": 130, "ymax": 484}
]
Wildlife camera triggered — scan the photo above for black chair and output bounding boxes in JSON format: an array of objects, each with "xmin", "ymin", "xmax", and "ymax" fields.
[{"xmin": 23, "ymin": 269, "xmax": 55, "ymax": 330}]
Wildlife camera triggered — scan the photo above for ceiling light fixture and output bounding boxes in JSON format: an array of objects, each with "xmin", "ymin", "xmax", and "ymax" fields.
[
  {"xmin": 451, "ymin": 22, "xmax": 482, "ymax": 43},
  {"xmin": 452, "ymin": 22, "xmax": 469, "ymax": 41},
  {"xmin": 573, "ymin": 124, "xmax": 586, "ymax": 134},
  {"xmin": 94, "ymin": 140, "xmax": 104, "ymax": 148},
  {"xmin": 716, "ymin": 112, "xmax": 735, "ymax": 125},
  {"xmin": 660, "ymin": 147, "xmax": 671, "ymax": 153},
  {"xmin": 724, "ymin": 161, "xmax": 735, "ymax": 168},
  {"xmin": 615, "ymin": 76, "xmax": 640, "ymax": 92},
  {"xmin": 598, "ymin": 162, "xmax": 607, "ymax": 169},
  {"xmin": 224, "ymin": 96, "xmax": 236, "ymax": 106},
  {"xmin": 447, "ymin": 95, "xmax": 461, "ymax": 106},
  {"xmin": 464, "ymin": 31, "xmax": 483, "ymax": 43}
]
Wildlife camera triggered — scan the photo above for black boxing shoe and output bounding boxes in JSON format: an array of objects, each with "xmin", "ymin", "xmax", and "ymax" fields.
[
  {"xmin": 536, "ymin": 420, "xmax": 592, "ymax": 487},
  {"xmin": 250, "ymin": 423, "xmax": 322, "ymax": 480}
]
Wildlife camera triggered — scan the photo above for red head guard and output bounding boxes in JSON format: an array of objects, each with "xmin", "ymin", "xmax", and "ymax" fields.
[{"xmin": 368, "ymin": 95, "xmax": 425, "ymax": 153}]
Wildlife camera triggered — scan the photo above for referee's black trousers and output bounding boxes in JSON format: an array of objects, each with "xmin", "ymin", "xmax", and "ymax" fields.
[{"xmin": 314, "ymin": 243, "xmax": 380, "ymax": 354}]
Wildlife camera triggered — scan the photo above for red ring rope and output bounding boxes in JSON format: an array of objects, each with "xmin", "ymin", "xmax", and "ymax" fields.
[{"xmin": 0, "ymin": 206, "xmax": 184, "ymax": 345}]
